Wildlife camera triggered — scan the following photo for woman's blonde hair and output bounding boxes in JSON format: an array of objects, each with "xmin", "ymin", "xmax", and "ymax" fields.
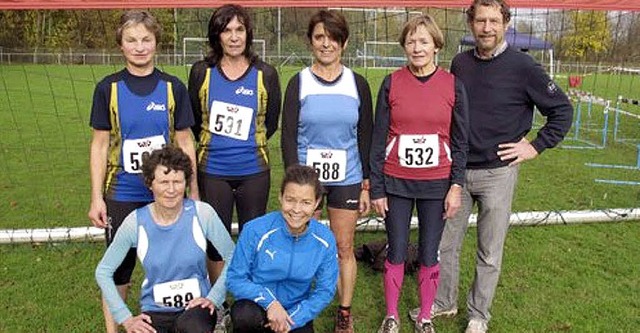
[{"xmin": 398, "ymin": 14, "xmax": 445, "ymax": 50}]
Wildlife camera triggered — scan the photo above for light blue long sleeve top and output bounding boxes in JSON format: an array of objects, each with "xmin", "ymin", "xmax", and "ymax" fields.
[{"xmin": 95, "ymin": 199, "xmax": 235, "ymax": 324}]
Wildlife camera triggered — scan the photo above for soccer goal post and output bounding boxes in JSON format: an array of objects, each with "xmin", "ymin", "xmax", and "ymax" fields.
[
  {"xmin": 363, "ymin": 41, "xmax": 439, "ymax": 70},
  {"xmin": 363, "ymin": 41, "xmax": 406, "ymax": 69},
  {"xmin": 182, "ymin": 37, "xmax": 266, "ymax": 65}
]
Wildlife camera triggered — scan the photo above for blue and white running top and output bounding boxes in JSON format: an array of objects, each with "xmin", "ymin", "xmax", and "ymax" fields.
[
  {"xmin": 281, "ymin": 66, "xmax": 373, "ymax": 186},
  {"xmin": 95, "ymin": 200, "xmax": 235, "ymax": 324}
]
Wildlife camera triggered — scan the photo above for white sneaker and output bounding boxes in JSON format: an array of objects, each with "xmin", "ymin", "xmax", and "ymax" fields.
[
  {"xmin": 377, "ymin": 316, "xmax": 400, "ymax": 333},
  {"xmin": 464, "ymin": 319, "xmax": 488, "ymax": 333},
  {"xmin": 214, "ymin": 306, "xmax": 231, "ymax": 333},
  {"xmin": 414, "ymin": 319, "xmax": 436, "ymax": 333},
  {"xmin": 409, "ymin": 305, "xmax": 458, "ymax": 322}
]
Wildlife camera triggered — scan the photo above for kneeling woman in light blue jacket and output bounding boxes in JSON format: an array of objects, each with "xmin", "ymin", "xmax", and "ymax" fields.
[{"xmin": 226, "ymin": 164, "xmax": 339, "ymax": 333}]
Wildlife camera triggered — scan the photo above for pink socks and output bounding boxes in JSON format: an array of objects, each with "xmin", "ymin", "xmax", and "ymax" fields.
[
  {"xmin": 383, "ymin": 260, "xmax": 405, "ymax": 318},
  {"xmin": 384, "ymin": 261, "xmax": 441, "ymax": 322},
  {"xmin": 417, "ymin": 264, "xmax": 440, "ymax": 322}
]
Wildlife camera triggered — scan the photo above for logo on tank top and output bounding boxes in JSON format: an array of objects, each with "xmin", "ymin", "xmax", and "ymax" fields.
[
  {"xmin": 136, "ymin": 139, "xmax": 154, "ymax": 148},
  {"xmin": 146, "ymin": 101, "xmax": 167, "ymax": 111},
  {"xmin": 235, "ymin": 86, "xmax": 254, "ymax": 96}
]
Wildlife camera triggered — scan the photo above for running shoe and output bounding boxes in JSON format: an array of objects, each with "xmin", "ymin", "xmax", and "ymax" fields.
[
  {"xmin": 334, "ymin": 308, "xmax": 354, "ymax": 333},
  {"xmin": 377, "ymin": 316, "xmax": 400, "ymax": 333},
  {"xmin": 409, "ymin": 305, "xmax": 458, "ymax": 322},
  {"xmin": 465, "ymin": 319, "xmax": 488, "ymax": 333},
  {"xmin": 414, "ymin": 320, "xmax": 436, "ymax": 333}
]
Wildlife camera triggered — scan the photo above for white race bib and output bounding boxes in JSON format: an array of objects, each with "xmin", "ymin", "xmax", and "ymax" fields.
[
  {"xmin": 398, "ymin": 134, "xmax": 439, "ymax": 168},
  {"xmin": 306, "ymin": 149, "xmax": 347, "ymax": 182},
  {"xmin": 152, "ymin": 278, "xmax": 201, "ymax": 308},
  {"xmin": 208, "ymin": 100, "xmax": 253, "ymax": 141},
  {"xmin": 122, "ymin": 135, "xmax": 166, "ymax": 173}
]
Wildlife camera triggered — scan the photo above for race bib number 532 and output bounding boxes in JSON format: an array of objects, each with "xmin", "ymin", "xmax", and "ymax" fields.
[{"xmin": 398, "ymin": 134, "xmax": 439, "ymax": 168}]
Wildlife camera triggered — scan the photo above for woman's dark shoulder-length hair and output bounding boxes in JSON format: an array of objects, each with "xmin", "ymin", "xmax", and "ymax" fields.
[{"xmin": 205, "ymin": 4, "xmax": 257, "ymax": 65}]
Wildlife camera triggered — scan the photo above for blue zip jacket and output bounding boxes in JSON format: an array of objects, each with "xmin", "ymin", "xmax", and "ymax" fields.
[{"xmin": 226, "ymin": 211, "xmax": 338, "ymax": 329}]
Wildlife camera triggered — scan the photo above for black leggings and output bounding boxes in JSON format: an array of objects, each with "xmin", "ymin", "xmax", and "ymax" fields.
[
  {"xmin": 384, "ymin": 194, "xmax": 445, "ymax": 267},
  {"xmin": 230, "ymin": 299, "xmax": 314, "ymax": 333},
  {"xmin": 105, "ymin": 199, "xmax": 149, "ymax": 285},
  {"xmin": 198, "ymin": 171, "xmax": 270, "ymax": 233},
  {"xmin": 199, "ymin": 171, "xmax": 270, "ymax": 260},
  {"xmin": 144, "ymin": 306, "xmax": 215, "ymax": 333}
]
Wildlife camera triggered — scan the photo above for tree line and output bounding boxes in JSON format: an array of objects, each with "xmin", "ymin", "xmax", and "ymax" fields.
[{"xmin": 1, "ymin": 8, "xmax": 639, "ymax": 64}]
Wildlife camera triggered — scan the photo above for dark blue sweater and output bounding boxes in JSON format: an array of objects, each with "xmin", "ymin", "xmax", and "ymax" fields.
[{"xmin": 451, "ymin": 47, "xmax": 573, "ymax": 169}]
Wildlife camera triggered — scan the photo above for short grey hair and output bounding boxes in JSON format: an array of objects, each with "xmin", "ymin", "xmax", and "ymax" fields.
[{"xmin": 116, "ymin": 10, "xmax": 162, "ymax": 46}]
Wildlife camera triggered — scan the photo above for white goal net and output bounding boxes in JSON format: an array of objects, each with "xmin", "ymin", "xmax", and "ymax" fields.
[{"xmin": 182, "ymin": 37, "xmax": 266, "ymax": 65}]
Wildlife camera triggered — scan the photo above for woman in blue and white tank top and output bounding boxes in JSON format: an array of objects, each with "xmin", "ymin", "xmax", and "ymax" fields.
[
  {"xmin": 281, "ymin": 10, "xmax": 373, "ymax": 333},
  {"xmin": 188, "ymin": 7, "xmax": 281, "ymax": 324},
  {"xmin": 88, "ymin": 11, "xmax": 199, "ymax": 332},
  {"xmin": 96, "ymin": 145, "xmax": 234, "ymax": 333}
]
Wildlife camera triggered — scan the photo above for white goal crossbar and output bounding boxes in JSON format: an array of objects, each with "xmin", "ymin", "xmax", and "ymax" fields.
[
  {"xmin": 182, "ymin": 37, "xmax": 266, "ymax": 65},
  {"xmin": 1, "ymin": 208, "xmax": 638, "ymax": 244},
  {"xmin": 362, "ymin": 41, "xmax": 405, "ymax": 69}
]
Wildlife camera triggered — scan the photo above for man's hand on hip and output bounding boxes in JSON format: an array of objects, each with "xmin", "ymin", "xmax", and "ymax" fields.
[{"xmin": 497, "ymin": 137, "xmax": 539, "ymax": 166}]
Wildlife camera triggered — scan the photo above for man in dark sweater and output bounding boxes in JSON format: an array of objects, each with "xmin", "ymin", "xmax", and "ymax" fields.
[{"xmin": 413, "ymin": 1, "xmax": 573, "ymax": 332}]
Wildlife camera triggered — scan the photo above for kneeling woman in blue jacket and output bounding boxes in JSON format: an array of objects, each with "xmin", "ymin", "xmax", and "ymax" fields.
[{"xmin": 227, "ymin": 164, "xmax": 339, "ymax": 333}]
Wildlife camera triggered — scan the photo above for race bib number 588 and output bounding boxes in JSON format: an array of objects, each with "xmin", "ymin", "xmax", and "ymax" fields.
[{"xmin": 306, "ymin": 149, "xmax": 347, "ymax": 182}]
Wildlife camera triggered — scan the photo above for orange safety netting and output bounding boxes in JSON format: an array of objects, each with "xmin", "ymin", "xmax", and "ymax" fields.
[{"xmin": 0, "ymin": 0, "xmax": 638, "ymax": 11}]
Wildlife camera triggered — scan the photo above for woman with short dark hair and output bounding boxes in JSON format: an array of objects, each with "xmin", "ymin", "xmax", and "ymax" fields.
[
  {"xmin": 96, "ymin": 145, "xmax": 234, "ymax": 333},
  {"xmin": 226, "ymin": 165, "xmax": 339, "ymax": 333},
  {"xmin": 281, "ymin": 10, "xmax": 373, "ymax": 332}
]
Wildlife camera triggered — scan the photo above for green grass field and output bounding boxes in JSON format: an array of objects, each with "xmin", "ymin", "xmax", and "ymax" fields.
[
  {"xmin": 1, "ymin": 222, "xmax": 639, "ymax": 332},
  {"xmin": 0, "ymin": 64, "xmax": 638, "ymax": 228},
  {"xmin": 0, "ymin": 64, "xmax": 639, "ymax": 332}
]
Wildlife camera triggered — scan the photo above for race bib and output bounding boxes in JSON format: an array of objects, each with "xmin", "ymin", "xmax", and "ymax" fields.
[
  {"xmin": 153, "ymin": 278, "xmax": 201, "ymax": 308},
  {"xmin": 306, "ymin": 149, "xmax": 347, "ymax": 182},
  {"xmin": 122, "ymin": 135, "xmax": 166, "ymax": 173},
  {"xmin": 208, "ymin": 100, "xmax": 253, "ymax": 141},
  {"xmin": 398, "ymin": 134, "xmax": 439, "ymax": 168}
]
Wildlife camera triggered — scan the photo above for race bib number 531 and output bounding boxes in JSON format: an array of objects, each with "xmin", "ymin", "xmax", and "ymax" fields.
[
  {"xmin": 122, "ymin": 135, "xmax": 166, "ymax": 173},
  {"xmin": 306, "ymin": 149, "xmax": 347, "ymax": 182},
  {"xmin": 153, "ymin": 278, "xmax": 201, "ymax": 308},
  {"xmin": 208, "ymin": 100, "xmax": 254, "ymax": 141},
  {"xmin": 398, "ymin": 134, "xmax": 439, "ymax": 168}
]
